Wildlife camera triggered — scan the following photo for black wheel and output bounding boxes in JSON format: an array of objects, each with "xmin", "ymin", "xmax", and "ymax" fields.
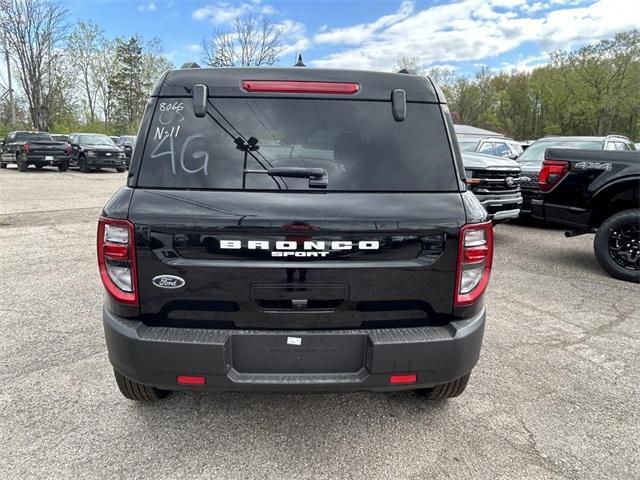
[
  {"xmin": 115, "ymin": 167, "xmax": 125, "ymax": 173},
  {"xmin": 18, "ymin": 155, "xmax": 28, "ymax": 172},
  {"xmin": 113, "ymin": 369, "xmax": 170, "ymax": 402},
  {"xmin": 35, "ymin": 164, "xmax": 44, "ymax": 170},
  {"xmin": 415, "ymin": 372, "xmax": 471, "ymax": 400},
  {"xmin": 58, "ymin": 161, "xmax": 69, "ymax": 172},
  {"xmin": 594, "ymin": 209, "xmax": 640, "ymax": 283},
  {"xmin": 79, "ymin": 155, "xmax": 90, "ymax": 173},
  {"xmin": 0, "ymin": 162, "xmax": 6, "ymax": 169}
]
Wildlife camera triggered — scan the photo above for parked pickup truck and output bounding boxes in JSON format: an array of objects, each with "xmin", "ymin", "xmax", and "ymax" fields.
[
  {"xmin": 68, "ymin": 133, "xmax": 127, "ymax": 173},
  {"xmin": 99, "ymin": 65, "xmax": 493, "ymax": 402},
  {"xmin": 538, "ymin": 148, "xmax": 640, "ymax": 282},
  {"xmin": 0, "ymin": 131, "xmax": 70, "ymax": 171},
  {"xmin": 462, "ymin": 152, "xmax": 523, "ymax": 222}
]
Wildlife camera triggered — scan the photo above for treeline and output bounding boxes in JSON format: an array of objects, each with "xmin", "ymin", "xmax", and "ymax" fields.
[
  {"xmin": 0, "ymin": 0, "xmax": 172, "ymax": 136},
  {"xmin": 424, "ymin": 30, "xmax": 640, "ymax": 141}
]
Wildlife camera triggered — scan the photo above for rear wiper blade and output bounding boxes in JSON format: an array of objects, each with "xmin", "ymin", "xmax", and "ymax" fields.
[{"xmin": 245, "ymin": 167, "xmax": 328, "ymax": 188}]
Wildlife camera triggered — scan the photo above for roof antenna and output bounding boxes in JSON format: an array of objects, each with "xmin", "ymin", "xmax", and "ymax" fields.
[{"xmin": 294, "ymin": 54, "xmax": 306, "ymax": 67}]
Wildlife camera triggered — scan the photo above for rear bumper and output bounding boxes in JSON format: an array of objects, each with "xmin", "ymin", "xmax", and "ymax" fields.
[
  {"xmin": 104, "ymin": 307, "xmax": 486, "ymax": 392},
  {"xmin": 25, "ymin": 154, "xmax": 67, "ymax": 165}
]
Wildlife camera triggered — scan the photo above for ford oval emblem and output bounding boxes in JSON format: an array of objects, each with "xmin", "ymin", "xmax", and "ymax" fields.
[{"xmin": 152, "ymin": 275, "xmax": 185, "ymax": 289}]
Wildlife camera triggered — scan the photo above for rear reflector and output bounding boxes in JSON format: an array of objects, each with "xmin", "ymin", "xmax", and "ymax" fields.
[
  {"xmin": 242, "ymin": 80, "xmax": 360, "ymax": 94},
  {"xmin": 389, "ymin": 374, "xmax": 418, "ymax": 385},
  {"xmin": 177, "ymin": 375, "xmax": 206, "ymax": 385}
]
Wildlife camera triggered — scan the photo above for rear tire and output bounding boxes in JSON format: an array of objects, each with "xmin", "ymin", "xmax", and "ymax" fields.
[
  {"xmin": 0, "ymin": 162, "xmax": 6, "ymax": 168},
  {"xmin": 113, "ymin": 369, "xmax": 170, "ymax": 402},
  {"xmin": 35, "ymin": 164, "xmax": 44, "ymax": 170},
  {"xmin": 18, "ymin": 157, "xmax": 28, "ymax": 172},
  {"xmin": 415, "ymin": 372, "xmax": 471, "ymax": 400},
  {"xmin": 594, "ymin": 209, "xmax": 640, "ymax": 283},
  {"xmin": 58, "ymin": 161, "xmax": 69, "ymax": 172},
  {"xmin": 115, "ymin": 167, "xmax": 125, "ymax": 173}
]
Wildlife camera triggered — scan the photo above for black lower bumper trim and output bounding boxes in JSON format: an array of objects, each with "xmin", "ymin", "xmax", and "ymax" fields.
[{"xmin": 103, "ymin": 307, "xmax": 486, "ymax": 392}]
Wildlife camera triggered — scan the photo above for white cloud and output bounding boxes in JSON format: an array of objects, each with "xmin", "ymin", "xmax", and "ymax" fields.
[
  {"xmin": 186, "ymin": 43, "xmax": 203, "ymax": 53},
  {"xmin": 311, "ymin": 0, "xmax": 640, "ymax": 71},
  {"xmin": 193, "ymin": 1, "xmax": 277, "ymax": 25},
  {"xmin": 278, "ymin": 20, "xmax": 310, "ymax": 58},
  {"xmin": 138, "ymin": 2, "xmax": 157, "ymax": 12},
  {"xmin": 497, "ymin": 53, "xmax": 550, "ymax": 72},
  {"xmin": 314, "ymin": 1, "xmax": 413, "ymax": 45}
]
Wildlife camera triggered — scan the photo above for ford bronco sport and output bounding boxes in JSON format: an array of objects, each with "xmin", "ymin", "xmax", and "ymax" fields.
[{"xmin": 99, "ymin": 66, "xmax": 493, "ymax": 401}]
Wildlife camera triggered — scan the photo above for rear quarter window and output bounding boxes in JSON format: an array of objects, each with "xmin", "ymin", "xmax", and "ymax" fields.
[{"xmin": 136, "ymin": 98, "xmax": 458, "ymax": 192}]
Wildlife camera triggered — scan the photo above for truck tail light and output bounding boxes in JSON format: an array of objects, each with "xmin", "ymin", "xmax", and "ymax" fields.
[
  {"xmin": 242, "ymin": 80, "xmax": 360, "ymax": 94},
  {"xmin": 455, "ymin": 222, "xmax": 493, "ymax": 307},
  {"xmin": 539, "ymin": 160, "xmax": 569, "ymax": 192},
  {"xmin": 23, "ymin": 143, "xmax": 30, "ymax": 154},
  {"xmin": 97, "ymin": 217, "xmax": 138, "ymax": 305}
]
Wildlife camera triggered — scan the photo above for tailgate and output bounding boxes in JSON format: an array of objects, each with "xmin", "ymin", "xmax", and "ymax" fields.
[{"xmin": 129, "ymin": 189, "xmax": 465, "ymax": 329}]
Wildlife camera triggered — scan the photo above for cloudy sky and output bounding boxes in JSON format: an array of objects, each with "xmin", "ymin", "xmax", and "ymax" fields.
[{"xmin": 33, "ymin": 0, "xmax": 640, "ymax": 74}]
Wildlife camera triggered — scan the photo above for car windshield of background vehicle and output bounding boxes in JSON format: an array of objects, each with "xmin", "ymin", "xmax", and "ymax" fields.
[
  {"xmin": 137, "ymin": 98, "xmax": 458, "ymax": 192},
  {"xmin": 80, "ymin": 135, "xmax": 116, "ymax": 146},
  {"xmin": 518, "ymin": 140, "xmax": 603, "ymax": 164},
  {"xmin": 459, "ymin": 140, "xmax": 480, "ymax": 152}
]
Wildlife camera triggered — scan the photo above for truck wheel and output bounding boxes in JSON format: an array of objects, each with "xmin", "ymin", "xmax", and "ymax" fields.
[
  {"xmin": 79, "ymin": 156, "xmax": 90, "ymax": 173},
  {"xmin": 594, "ymin": 209, "xmax": 640, "ymax": 283},
  {"xmin": 18, "ymin": 157, "xmax": 28, "ymax": 172},
  {"xmin": 115, "ymin": 167, "xmax": 125, "ymax": 173},
  {"xmin": 415, "ymin": 372, "xmax": 471, "ymax": 400},
  {"xmin": 35, "ymin": 164, "xmax": 44, "ymax": 170},
  {"xmin": 113, "ymin": 369, "xmax": 170, "ymax": 402},
  {"xmin": 58, "ymin": 161, "xmax": 69, "ymax": 172},
  {"xmin": 0, "ymin": 162, "xmax": 6, "ymax": 168}
]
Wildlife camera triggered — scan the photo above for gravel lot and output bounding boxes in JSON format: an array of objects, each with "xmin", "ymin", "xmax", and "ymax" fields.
[{"xmin": 0, "ymin": 166, "xmax": 638, "ymax": 480}]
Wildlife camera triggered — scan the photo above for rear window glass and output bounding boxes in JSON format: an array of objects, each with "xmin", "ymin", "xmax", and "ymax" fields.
[
  {"xmin": 15, "ymin": 132, "xmax": 53, "ymax": 142},
  {"xmin": 136, "ymin": 98, "xmax": 458, "ymax": 192}
]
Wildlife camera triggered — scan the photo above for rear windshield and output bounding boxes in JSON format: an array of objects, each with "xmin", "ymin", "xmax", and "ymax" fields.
[
  {"xmin": 136, "ymin": 98, "xmax": 458, "ymax": 191},
  {"xmin": 15, "ymin": 132, "xmax": 53, "ymax": 142}
]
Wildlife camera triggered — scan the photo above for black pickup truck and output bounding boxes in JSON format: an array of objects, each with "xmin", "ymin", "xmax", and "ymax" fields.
[
  {"xmin": 99, "ymin": 66, "xmax": 493, "ymax": 402},
  {"xmin": 68, "ymin": 133, "xmax": 127, "ymax": 173},
  {"xmin": 538, "ymin": 148, "xmax": 639, "ymax": 282},
  {"xmin": 0, "ymin": 131, "xmax": 70, "ymax": 171}
]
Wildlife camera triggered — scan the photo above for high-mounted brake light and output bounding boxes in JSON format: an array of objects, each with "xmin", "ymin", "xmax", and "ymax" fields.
[
  {"xmin": 455, "ymin": 222, "xmax": 493, "ymax": 307},
  {"xmin": 242, "ymin": 80, "xmax": 360, "ymax": 95},
  {"xmin": 97, "ymin": 217, "xmax": 138, "ymax": 305},
  {"xmin": 539, "ymin": 160, "xmax": 569, "ymax": 192}
]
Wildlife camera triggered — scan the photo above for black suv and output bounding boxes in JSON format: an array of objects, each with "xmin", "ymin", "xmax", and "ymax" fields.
[
  {"xmin": 68, "ymin": 133, "xmax": 126, "ymax": 172},
  {"xmin": 99, "ymin": 67, "xmax": 493, "ymax": 401}
]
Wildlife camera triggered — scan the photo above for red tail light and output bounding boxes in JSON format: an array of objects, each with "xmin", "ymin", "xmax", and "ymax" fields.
[
  {"xmin": 97, "ymin": 217, "xmax": 138, "ymax": 305},
  {"xmin": 242, "ymin": 80, "xmax": 360, "ymax": 94},
  {"xmin": 23, "ymin": 143, "xmax": 30, "ymax": 154},
  {"xmin": 455, "ymin": 222, "xmax": 493, "ymax": 307},
  {"xmin": 539, "ymin": 160, "xmax": 569, "ymax": 192}
]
